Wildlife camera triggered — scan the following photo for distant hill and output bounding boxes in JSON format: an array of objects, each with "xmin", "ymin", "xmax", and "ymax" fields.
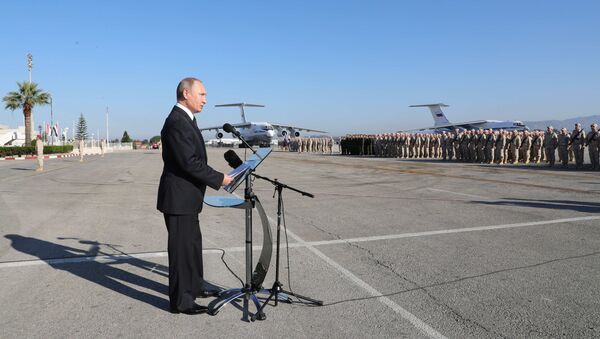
[{"xmin": 524, "ymin": 115, "xmax": 600, "ymax": 131}]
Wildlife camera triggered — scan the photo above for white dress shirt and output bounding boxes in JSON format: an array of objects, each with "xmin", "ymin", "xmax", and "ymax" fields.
[{"xmin": 176, "ymin": 103, "xmax": 195, "ymax": 122}]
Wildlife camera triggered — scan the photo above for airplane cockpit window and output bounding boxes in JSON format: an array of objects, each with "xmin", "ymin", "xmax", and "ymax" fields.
[{"xmin": 261, "ymin": 125, "xmax": 274, "ymax": 130}]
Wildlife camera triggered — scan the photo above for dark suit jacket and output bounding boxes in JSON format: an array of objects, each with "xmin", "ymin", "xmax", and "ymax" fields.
[{"xmin": 157, "ymin": 105, "xmax": 224, "ymax": 215}]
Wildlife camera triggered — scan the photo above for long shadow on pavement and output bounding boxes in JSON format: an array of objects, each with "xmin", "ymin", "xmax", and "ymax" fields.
[
  {"xmin": 4, "ymin": 234, "xmax": 169, "ymax": 311},
  {"xmin": 471, "ymin": 198, "xmax": 600, "ymax": 213}
]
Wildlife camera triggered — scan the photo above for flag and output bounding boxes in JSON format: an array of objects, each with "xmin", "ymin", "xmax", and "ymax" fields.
[{"xmin": 45, "ymin": 122, "xmax": 50, "ymax": 136}]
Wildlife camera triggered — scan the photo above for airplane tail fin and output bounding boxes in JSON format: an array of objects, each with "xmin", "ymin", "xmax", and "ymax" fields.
[
  {"xmin": 409, "ymin": 103, "xmax": 450, "ymax": 126},
  {"xmin": 215, "ymin": 103, "xmax": 264, "ymax": 124}
]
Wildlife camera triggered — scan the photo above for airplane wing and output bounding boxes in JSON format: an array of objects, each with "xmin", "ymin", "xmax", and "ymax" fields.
[
  {"xmin": 406, "ymin": 120, "xmax": 489, "ymax": 132},
  {"xmin": 270, "ymin": 123, "xmax": 327, "ymax": 134},
  {"xmin": 198, "ymin": 122, "xmax": 251, "ymax": 132}
]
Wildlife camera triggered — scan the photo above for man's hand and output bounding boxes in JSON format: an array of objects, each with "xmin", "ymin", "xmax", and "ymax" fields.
[{"xmin": 222, "ymin": 174, "xmax": 233, "ymax": 186}]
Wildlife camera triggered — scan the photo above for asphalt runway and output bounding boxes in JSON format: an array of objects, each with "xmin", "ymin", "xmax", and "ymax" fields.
[{"xmin": 1, "ymin": 149, "xmax": 599, "ymax": 338}]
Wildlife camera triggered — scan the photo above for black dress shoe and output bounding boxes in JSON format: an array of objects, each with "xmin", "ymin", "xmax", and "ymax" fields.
[
  {"xmin": 170, "ymin": 304, "xmax": 208, "ymax": 315},
  {"xmin": 196, "ymin": 290, "xmax": 220, "ymax": 298}
]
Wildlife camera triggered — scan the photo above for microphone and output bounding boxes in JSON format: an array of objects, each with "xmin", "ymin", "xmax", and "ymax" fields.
[
  {"xmin": 223, "ymin": 123, "xmax": 240, "ymax": 137},
  {"xmin": 223, "ymin": 122, "xmax": 262, "ymax": 159},
  {"xmin": 224, "ymin": 150, "xmax": 243, "ymax": 169}
]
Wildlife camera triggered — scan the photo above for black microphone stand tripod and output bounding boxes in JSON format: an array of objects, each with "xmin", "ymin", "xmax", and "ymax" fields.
[{"xmin": 251, "ymin": 173, "xmax": 323, "ymax": 321}]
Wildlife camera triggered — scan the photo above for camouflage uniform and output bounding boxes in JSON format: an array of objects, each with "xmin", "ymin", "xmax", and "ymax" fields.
[
  {"xmin": 570, "ymin": 125, "xmax": 586, "ymax": 169},
  {"xmin": 585, "ymin": 124, "xmax": 599, "ymax": 170},
  {"xmin": 543, "ymin": 129, "xmax": 558, "ymax": 167}
]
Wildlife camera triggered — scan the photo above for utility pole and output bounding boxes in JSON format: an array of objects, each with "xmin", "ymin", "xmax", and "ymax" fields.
[
  {"xmin": 50, "ymin": 96, "xmax": 54, "ymax": 145},
  {"xmin": 27, "ymin": 53, "xmax": 34, "ymax": 138},
  {"xmin": 105, "ymin": 106, "xmax": 109, "ymax": 147}
]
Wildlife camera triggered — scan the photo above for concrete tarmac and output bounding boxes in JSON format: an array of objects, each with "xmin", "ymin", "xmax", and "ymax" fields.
[{"xmin": 0, "ymin": 149, "xmax": 599, "ymax": 338}]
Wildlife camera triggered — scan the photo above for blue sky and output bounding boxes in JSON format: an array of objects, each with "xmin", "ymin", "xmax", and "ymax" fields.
[{"xmin": 1, "ymin": 0, "xmax": 599, "ymax": 138}]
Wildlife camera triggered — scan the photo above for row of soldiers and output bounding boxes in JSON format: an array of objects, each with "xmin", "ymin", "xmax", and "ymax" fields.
[
  {"xmin": 281, "ymin": 137, "xmax": 334, "ymax": 153},
  {"xmin": 340, "ymin": 123, "xmax": 600, "ymax": 170}
]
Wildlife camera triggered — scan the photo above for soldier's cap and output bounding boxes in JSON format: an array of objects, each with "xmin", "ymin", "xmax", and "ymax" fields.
[{"xmin": 547, "ymin": 126, "xmax": 553, "ymax": 129}]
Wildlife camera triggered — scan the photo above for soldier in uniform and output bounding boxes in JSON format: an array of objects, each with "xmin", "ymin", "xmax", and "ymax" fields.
[
  {"xmin": 428, "ymin": 134, "xmax": 435, "ymax": 159},
  {"xmin": 391, "ymin": 134, "xmax": 398, "ymax": 158},
  {"xmin": 543, "ymin": 126, "xmax": 558, "ymax": 167},
  {"xmin": 441, "ymin": 132, "xmax": 448, "ymax": 160},
  {"xmin": 373, "ymin": 134, "xmax": 382, "ymax": 157},
  {"xmin": 484, "ymin": 129, "xmax": 495, "ymax": 164},
  {"xmin": 397, "ymin": 133, "xmax": 404, "ymax": 158},
  {"xmin": 467, "ymin": 130, "xmax": 476, "ymax": 162},
  {"xmin": 79, "ymin": 138, "xmax": 84, "ymax": 162},
  {"xmin": 570, "ymin": 123, "xmax": 586, "ymax": 169},
  {"xmin": 453, "ymin": 129, "xmax": 460, "ymax": 161},
  {"xmin": 407, "ymin": 133, "xmax": 414, "ymax": 158},
  {"xmin": 520, "ymin": 130, "xmax": 532, "ymax": 164},
  {"xmin": 401, "ymin": 133, "xmax": 407, "ymax": 158},
  {"xmin": 296, "ymin": 136, "xmax": 302, "ymax": 153},
  {"xmin": 508, "ymin": 130, "xmax": 519, "ymax": 164},
  {"xmin": 557, "ymin": 128, "xmax": 570, "ymax": 167},
  {"xmin": 446, "ymin": 132, "xmax": 456, "ymax": 161},
  {"xmin": 531, "ymin": 131, "xmax": 542, "ymax": 163},
  {"xmin": 413, "ymin": 133, "xmax": 420, "ymax": 158},
  {"xmin": 494, "ymin": 130, "xmax": 505, "ymax": 164},
  {"xmin": 35, "ymin": 135, "xmax": 44, "ymax": 172},
  {"xmin": 460, "ymin": 130, "xmax": 471, "ymax": 162},
  {"xmin": 429, "ymin": 134, "xmax": 436, "ymax": 158},
  {"xmin": 477, "ymin": 130, "xmax": 485, "ymax": 163},
  {"xmin": 585, "ymin": 123, "xmax": 599, "ymax": 170},
  {"xmin": 100, "ymin": 138, "xmax": 105, "ymax": 157}
]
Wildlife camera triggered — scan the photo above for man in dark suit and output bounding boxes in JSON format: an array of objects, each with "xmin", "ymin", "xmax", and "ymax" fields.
[{"xmin": 157, "ymin": 77, "xmax": 233, "ymax": 314}]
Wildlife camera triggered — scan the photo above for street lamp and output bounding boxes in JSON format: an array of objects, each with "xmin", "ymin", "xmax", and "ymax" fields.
[
  {"xmin": 27, "ymin": 53, "xmax": 33, "ymax": 84},
  {"xmin": 49, "ymin": 96, "xmax": 54, "ymax": 145}
]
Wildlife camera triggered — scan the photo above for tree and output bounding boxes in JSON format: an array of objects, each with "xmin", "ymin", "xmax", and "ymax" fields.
[
  {"xmin": 121, "ymin": 131, "xmax": 132, "ymax": 143},
  {"xmin": 75, "ymin": 113, "xmax": 88, "ymax": 140},
  {"xmin": 3, "ymin": 82, "xmax": 51, "ymax": 145},
  {"xmin": 150, "ymin": 135, "xmax": 161, "ymax": 144}
]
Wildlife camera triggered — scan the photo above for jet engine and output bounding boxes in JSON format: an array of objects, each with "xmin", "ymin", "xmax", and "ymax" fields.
[{"xmin": 215, "ymin": 131, "xmax": 223, "ymax": 139}]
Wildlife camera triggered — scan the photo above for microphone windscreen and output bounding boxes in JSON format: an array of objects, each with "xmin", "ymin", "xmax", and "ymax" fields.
[
  {"xmin": 224, "ymin": 150, "xmax": 243, "ymax": 168},
  {"xmin": 223, "ymin": 123, "xmax": 234, "ymax": 133}
]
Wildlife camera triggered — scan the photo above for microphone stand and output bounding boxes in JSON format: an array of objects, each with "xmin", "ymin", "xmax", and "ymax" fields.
[
  {"xmin": 224, "ymin": 129, "xmax": 322, "ymax": 321},
  {"xmin": 251, "ymin": 173, "xmax": 323, "ymax": 321}
]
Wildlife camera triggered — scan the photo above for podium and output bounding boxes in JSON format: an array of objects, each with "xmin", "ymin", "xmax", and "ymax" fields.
[{"xmin": 204, "ymin": 148, "xmax": 283, "ymax": 320}]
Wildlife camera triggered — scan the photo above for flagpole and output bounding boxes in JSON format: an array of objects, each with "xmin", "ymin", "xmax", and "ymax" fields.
[
  {"xmin": 105, "ymin": 106, "xmax": 109, "ymax": 148},
  {"xmin": 50, "ymin": 96, "xmax": 54, "ymax": 145}
]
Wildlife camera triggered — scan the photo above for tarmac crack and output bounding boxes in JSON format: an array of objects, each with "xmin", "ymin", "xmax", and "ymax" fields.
[
  {"xmin": 289, "ymin": 212, "xmax": 505, "ymax": 337},
  {"xmin": 345, "ymin": 241, "xmax": 507, "ymax": 339}
]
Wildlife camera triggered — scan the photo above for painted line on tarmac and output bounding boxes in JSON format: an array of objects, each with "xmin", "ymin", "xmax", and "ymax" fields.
[
  {"xmin": 307, "ymin": 215, "xmax": 600, "ymax": 247},
  {"xmin": 2, "ymin": 215, "xmax": 598, "ymax": 270},
  {"xmin": 424, "ymin": 187, "xmax": 488, "ymax": 199},
  {"xmin": 285, "ymin": 228, "xmax": 447, "ymax": 339}
]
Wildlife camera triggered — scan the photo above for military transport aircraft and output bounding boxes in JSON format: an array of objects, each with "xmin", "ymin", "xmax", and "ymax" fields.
[
  {"xmin": 408, "ymin": 103, "xmax": 529, "ymax": 132},
  {"xmin": 199, "ymin": 103, "xmax": 327, "ymax": 147}
]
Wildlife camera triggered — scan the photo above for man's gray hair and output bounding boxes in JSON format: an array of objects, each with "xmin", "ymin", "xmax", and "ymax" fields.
[{"xmin": 176, "ymin": 77, "xmax": 202, "ymax": 101}]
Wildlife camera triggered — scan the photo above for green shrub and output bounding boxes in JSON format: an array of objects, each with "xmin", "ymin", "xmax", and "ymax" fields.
[{"xmin": 0, "ymin": 145, "xmax": 74, "ymax": 158}]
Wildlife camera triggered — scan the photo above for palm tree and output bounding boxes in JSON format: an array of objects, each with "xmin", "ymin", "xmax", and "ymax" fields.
[{"xmin": 3, "ymin": 82, "xmax": 51, "ymax": 145}]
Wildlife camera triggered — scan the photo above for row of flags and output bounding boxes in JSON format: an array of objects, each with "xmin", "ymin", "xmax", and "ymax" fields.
[{"xmin": 44, "ymin": 122, "xmax": 60, "ymax": 137}]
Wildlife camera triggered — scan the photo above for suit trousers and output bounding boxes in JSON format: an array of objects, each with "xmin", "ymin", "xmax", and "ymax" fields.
[{"xmin": 164, "ymin": 214, "xmax": 204, "ymax": 311}]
